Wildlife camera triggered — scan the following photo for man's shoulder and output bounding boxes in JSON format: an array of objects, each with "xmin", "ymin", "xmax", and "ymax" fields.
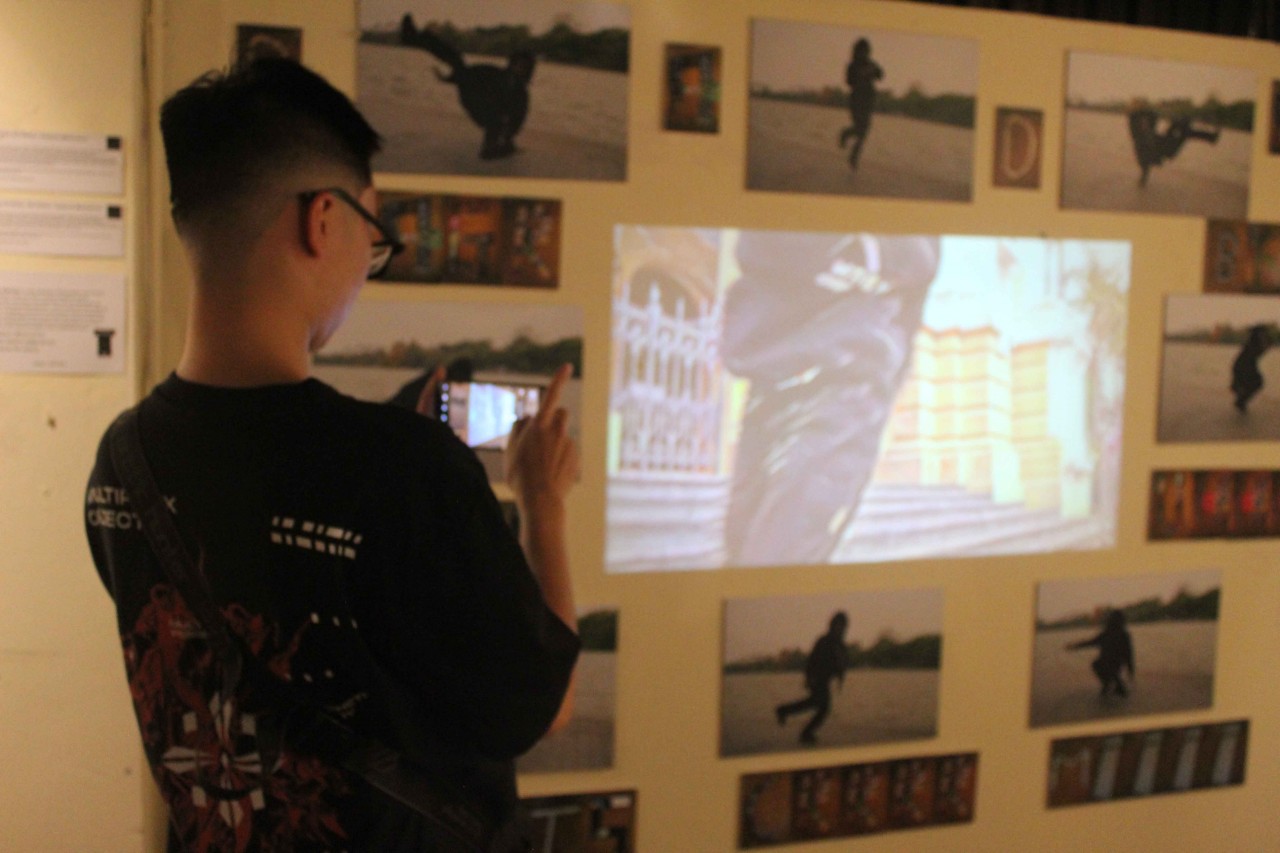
[{"xmin": 131, "ymin": 374, "xmax": 477, "ymax": 478}]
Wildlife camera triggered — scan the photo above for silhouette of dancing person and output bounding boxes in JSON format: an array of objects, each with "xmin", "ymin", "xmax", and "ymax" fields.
[
  {"xmin": 720, "ymin": 232, "xmax": 941, "ymax": 568},
  {"xmin": 399, "ymin": 15, "xmax": 535, "ymax": 160},
  {"xmin": 1127, "ymin": 102, "xmax": 1220, "ymax": 187},
  {"xmin": 839, "ymin": 38, "xmax": 883, "ymax": 170},
  {"xmin": 776, "ymin": 612, "xmax": 850, "ymax": 744},
  {"xmin": 1231, "ymin": 324, "xmax": 1271, "ymax": 412},
  {"xmin": 1066, "ymin": 610, "xmax": 1134, "ymax": 698}
]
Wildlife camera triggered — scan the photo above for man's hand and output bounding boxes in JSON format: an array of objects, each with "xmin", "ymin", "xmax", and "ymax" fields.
[
  {"xmin": 505, "ymin": 364, "xmax": 579, "ymax": 507},
  {"xmin": 504, "ymin": 364, "xmax": 579, "ymax": 733}
]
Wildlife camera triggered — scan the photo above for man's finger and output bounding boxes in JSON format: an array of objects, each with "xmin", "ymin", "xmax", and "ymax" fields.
[
  {"xmin": 538, "ymin": 364, "xmax": 572, "ymax": 421},
  {"xmin": 550, "ymin": 406, "xmax": 570, "ymax": 436}
]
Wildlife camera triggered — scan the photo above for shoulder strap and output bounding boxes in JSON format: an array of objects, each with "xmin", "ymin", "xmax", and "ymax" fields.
[{"xmin": 107, "ymin": 407, "xmax": 242, "ymax": 700}]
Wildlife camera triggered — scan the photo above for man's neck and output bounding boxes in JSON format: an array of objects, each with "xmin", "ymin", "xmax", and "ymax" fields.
[{"xmin": 177, "ymin": 293, "xmax": 312, "ymax": 388}]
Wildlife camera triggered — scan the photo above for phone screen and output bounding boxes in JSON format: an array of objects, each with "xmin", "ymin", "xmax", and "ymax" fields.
[{"xmin": 439, "ymin": 381, "xmax": 541, "ymax": 449}]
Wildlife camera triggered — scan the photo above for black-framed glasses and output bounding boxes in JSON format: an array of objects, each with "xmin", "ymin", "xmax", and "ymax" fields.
[{"xmin": 299, "ymin": 186, "xmax": 404, "ymax": 279}]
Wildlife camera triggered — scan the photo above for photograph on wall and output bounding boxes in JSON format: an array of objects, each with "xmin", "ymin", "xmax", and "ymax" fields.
[
  {"xmin": 663, "ymin": 43, "xmax": 721, "ymax": 133},
  {"xmin": 721, "ymin": 588, "xmax": 942, "ymax": 756},
  {"xmin": 747, "ymin": 19, "xmax": 976, "ymax": 201},
  {"xmin": 519, "ymin": 790, "xmax": 635, "ymax": 852},
  {"xmin": 1048, "ymin": 719, "xmax": 1247, "ymax": 808},
  {"xmin": 1061, "ymin": 51, "xmax": 1255, "ymax": 218},
  {"xmin": 313, "ymin": 298, "xmax": 582, "ymax": 481},
  {"xmin": 518, "ymin": 607, "xmax": 617, "ymax": 773},
  {"xmin": 1157, "ymin": 294, "xmax": 1280, "ymax": 442},
  {"xmin": 357, "ymin": 1, "xmax": 629, "ymax": 180},
  {"xmin": 993, "ymin": 107, "xmax": 1043, "ymax": 189},
  {"xmin": 235, "ymin": 24, "xmax": 302, "ymax": 63},
  {"xmin": 1203, "ymin": 219, "xmax": 1280, "ymax": 294},
  {"xmin": 1029, "ymin": 569, "xmax": 1220, "ymax": 728},
  {"xmin": 1149, "ymin": 468, "xmax": 1280, "ymax": 540},
  {"xmin": 606, "ymin": 227, "xmax": 1130, "ymax": 573},
  {"xmin": 378, "ymin": 191, "xmax": 562, "ymax": 287},
  {"xmin": 739, "ymin": 752, "xmax": 977, "ymax": 847}
]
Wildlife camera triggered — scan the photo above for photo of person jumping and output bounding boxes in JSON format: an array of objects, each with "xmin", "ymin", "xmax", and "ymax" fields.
[
  {"xmin": 775, "ymin": 611, "xmax": 850, "ymax": 744},
  {"xmin": 1158, "ymin": 295, "xmax": 1280, "ymax": 442},
  {"xmin": 357, "ymin": 0, "xmax": 630, "ymax": 181},
  {"xmin": 1031, "ymin": 570, "xmax": 1219, "ymax": 727},
  {"xmin": 1126, "ymin": 100, "xmax": 1220, "ymax": 187},
  {"xmin": 721, "ymin": 589, "xmax": 942, "ymax": 757},
  {"xmin": 839, "ymin": 38, "xmax": 883, "ymax": 170},
  {"xmin": 1062, "ymin": 51, "xmax": 1254, "ymax": 218},
  {"xmin": 747, "ymin": 19, "xmax": 977, "ymax": 201}
]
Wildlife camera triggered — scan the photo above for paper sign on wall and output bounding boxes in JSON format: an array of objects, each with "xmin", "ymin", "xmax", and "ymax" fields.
[
  {"xmin": 0, "ymin": 131, "xmax": 124, "ymax": 195},
  {"xmin": 0, "ymin": 199, "xmax": 124, "ymax": 258},
  {"xmin": 0, "ymin": 270, "xmax": 125, "ymax": 374}
]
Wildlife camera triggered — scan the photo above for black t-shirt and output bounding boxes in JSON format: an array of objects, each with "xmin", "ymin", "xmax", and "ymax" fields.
[{"xmin": 85, "ymin": 374, "xmax": 579, "ymax": 851}]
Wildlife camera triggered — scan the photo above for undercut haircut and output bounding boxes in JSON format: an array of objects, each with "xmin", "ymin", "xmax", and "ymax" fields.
[{"xmin": 160, "ymin": 58, "xmax": 381, "ymax": 233}]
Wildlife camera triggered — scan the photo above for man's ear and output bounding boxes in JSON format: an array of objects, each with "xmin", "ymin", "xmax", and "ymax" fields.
[{"xmin": 299, "ymin": 191, "xmax": 333, "ymax": 258}]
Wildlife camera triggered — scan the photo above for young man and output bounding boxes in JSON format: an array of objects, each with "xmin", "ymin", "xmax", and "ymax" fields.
[{"xmin": 84, "ymin": 58, "xmax": 579, "ymax": 851}]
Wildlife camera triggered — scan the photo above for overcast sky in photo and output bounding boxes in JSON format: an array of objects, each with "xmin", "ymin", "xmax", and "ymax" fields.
[
  {"xmin": 750, "ymin": 18, "xmax": 977, "ymax": 97},
  {"xmin": 1067, "ymin": 51, "xmax": 1256, "ymax": 105},
  {"xmin": 1036, "ymin": 569, "xmax": 1221, "ymax": 623},
  {"xmin": 724, "ymin": 588, "xmax": 944, "ymax": 662},
  {"xmin": 322, "ymin": 297, "xmax": 583, "ymax": 354},
  {"xmin": 1164, "ymin": 293, "xmax": 1280, "ymax": 335},
  {"xmin": 359, "ymin": 0, "xmax": 630, "ymax": 34}
]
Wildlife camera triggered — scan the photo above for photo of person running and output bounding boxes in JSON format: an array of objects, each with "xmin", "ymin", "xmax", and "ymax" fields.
[{"xmin": 839, "ymin": 37, "xmax": 883, "ymax": 170}]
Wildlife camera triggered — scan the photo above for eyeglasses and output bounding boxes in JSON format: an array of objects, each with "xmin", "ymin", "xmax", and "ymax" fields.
[{"xmin": 298, "ymin": 187, "xmax": 404, "ymax": 279}]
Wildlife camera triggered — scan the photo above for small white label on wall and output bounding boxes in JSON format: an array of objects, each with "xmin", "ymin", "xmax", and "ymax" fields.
[
  {"xmin": 0, "ymin": 270, "xmax": 125, "ymax": 374},
  {"xmin": 0, "ymin": 199, "xmax": 124, "ymax": 257},
  {"xmin": 0, "ymin": 131, "xmax": 124, "ymax": 195}
]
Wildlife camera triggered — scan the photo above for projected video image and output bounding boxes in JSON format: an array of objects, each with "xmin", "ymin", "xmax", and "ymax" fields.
[{"xmin": 606, "ymin": 227, "xmax": 1130, "ymax": 572}]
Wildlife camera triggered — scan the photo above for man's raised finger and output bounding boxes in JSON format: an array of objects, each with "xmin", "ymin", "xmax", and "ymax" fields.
[{"xmin": 538, "ymin": 363, "xmax": 573, "ymax": 422}]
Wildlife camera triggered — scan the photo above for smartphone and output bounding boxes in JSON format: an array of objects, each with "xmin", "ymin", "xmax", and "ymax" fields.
[{"xmin": 438, "ymin": 380, "xmax": 541, "ymax": 449}]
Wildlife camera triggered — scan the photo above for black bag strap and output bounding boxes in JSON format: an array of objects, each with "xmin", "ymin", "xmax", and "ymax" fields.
[
  {"xmin": 106, "ymin": 407, "xmax": 498, "ymax": 853},
  {"xmin": 108, "ymin": 407, "xmax": 244, "ymax": 702}
]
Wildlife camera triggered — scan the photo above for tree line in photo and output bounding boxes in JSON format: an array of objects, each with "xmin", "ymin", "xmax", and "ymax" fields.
[
  {"xmin": 751, "ymin": 83, "xmax": 974, "ymax": 129},
  {"xmin": 725, "ymin": 632, "xmax": 941, "ymax": 673},
  {"xmin": 1164, "ymin": 320, "xmax": 1278, "ymax": 345},
  {"xmin": 1036, "ymin": 587, "xmax": 1220, "ymax": 632},
  {"xmin": 316, "ymin": 335, "xmax": 583, "ymax": 376},
  {"xmin": 361, "ymin": 20, "xmax": 629, "ymax": 72}
]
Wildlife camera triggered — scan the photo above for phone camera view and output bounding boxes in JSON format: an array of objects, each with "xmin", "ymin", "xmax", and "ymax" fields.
[{"xmin": 440, "ymin": 381, "xmax": 541, "ymax": 449}]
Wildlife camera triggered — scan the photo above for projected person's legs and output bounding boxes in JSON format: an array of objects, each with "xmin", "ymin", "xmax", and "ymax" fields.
[
  {"xmin": 721, "ymin": 232, "xmax": 941, "ymax": 568},
  {"xmin": 725, "ymin": 374, "xmax": 897, "ymax": 565}
]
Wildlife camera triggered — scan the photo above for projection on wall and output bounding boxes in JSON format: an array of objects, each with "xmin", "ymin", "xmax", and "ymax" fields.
[{"xmin": 606, "ymin": 227, "xmax": 1131, "ymax": 572}]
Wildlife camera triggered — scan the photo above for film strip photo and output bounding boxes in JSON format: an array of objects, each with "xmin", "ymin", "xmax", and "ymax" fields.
[
  {"xmin": 1047, "ymin": 719, "xmax": 1247, "ymax": 807},
  {"xmin": 739, "ymin": 752, "xmax": 977, "ymax": 848}
]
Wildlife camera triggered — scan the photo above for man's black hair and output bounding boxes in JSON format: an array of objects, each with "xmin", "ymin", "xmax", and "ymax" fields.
[{"xmin": 160, "ymin": 58, "xmax": 381, "ymax": 229}]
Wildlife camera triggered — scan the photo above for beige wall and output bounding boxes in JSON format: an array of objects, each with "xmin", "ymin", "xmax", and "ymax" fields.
[
  {"xmin": 0, "ymin": 1, "xmax": 156, "ymax": 850},
  {"xmin": 6, "ymin": 0, "xmax": 1280, "ymax": 850}
]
